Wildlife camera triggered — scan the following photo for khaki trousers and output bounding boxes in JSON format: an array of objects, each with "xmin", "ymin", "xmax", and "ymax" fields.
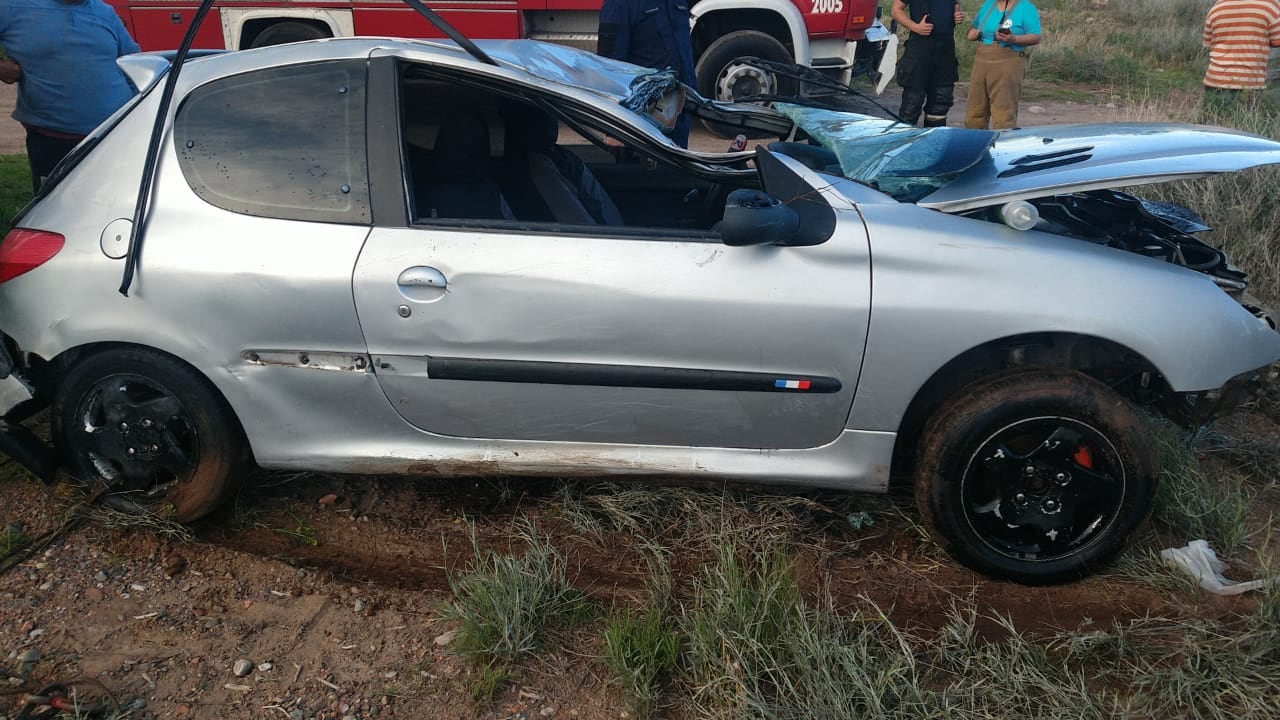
[{"xmin": 965, "ymin": 44, "xmax": 1028, "ymax": 130}]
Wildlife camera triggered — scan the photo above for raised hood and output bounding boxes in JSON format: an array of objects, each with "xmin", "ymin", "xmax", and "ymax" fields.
[
  {"xmin": 918, "ymin": 123, "xmax": 1280, "ymax": 212},
  {"xmin": 776, "ymin": 104, "xmax": 1280, "ymax": 212}
]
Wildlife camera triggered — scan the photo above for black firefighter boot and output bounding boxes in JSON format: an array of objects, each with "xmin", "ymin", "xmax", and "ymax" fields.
[
  {"xmin": 898, "ymin": 87, "xmax": 926, "ymax": 126},
  {"xmin": 923, "ymin": 84, "xmax": 954, "ymax": 127}
]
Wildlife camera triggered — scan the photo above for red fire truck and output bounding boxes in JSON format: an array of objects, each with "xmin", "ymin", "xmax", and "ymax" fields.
[{"xmin": 104, "ymin": 0, "xmax": 896, "ymax": 103}]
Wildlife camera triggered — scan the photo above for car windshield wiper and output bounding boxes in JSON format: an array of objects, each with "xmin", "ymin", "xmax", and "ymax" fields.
[{"xmin": 119, "ymin": 0, "xmax": 499, "ymax": 296}]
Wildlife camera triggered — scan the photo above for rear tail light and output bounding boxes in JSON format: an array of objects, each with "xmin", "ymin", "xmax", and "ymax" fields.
[{"xmin": 0, "ymin": 228, "xmax": 66, "ymax": 284}]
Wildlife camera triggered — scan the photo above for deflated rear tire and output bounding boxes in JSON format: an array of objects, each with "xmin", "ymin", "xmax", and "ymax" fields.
[
  {"xmin": 52, "ymin": 348, "xmax": 249, "ymax": 522},
  {"xmin": 914, "ymin": 369, "xmax": 1158, "ymax": 584}
]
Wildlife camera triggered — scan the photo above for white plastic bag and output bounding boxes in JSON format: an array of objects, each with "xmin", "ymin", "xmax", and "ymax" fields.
[{"xmin": 1160, "ymin": 539, "xmax": 1275, "ymax": 595}]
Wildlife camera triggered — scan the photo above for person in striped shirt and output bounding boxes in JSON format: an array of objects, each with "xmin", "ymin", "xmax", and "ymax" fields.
[{"xmin": 1202, "ymin": 0, "xmax": 1280, "ymax": 115}]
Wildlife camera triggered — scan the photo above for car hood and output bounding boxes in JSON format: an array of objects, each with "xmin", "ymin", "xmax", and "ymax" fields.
[
  {"xmin": 776, "ymin": 104, "xmax": 1280, "ymax": 211},
  {"xmin": 919, "ymin": 122, "xmax": 1280, "ymax": 212}
]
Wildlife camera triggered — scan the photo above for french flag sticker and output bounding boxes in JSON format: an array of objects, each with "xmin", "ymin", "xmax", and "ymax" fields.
[{"xmin": 775, "ymin": 378, "xmax": 812, "ymax": 390}]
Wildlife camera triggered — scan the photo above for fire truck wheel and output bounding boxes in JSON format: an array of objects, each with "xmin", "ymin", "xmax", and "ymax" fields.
[
  {"xmin": 696, "ymin": 30, "xmax": 796, "ymax": 138},
  {"xmin": 248, "ymin": 20, "xmax": 330, "ymax": 49}
]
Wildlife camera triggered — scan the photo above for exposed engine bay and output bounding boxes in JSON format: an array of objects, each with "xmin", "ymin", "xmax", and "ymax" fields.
[{"xmin": 971, "ymin": 189, "xmax": 1251, "ymax": 297}]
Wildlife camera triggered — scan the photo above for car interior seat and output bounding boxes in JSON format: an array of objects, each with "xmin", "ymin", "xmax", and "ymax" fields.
[
  {"xmin": 423, "ymin": 108, "xmax": 514, "ymax": 221},
  {"xmin": 500, "ymin": 101, "xmax": 623, "ymax": 226}
]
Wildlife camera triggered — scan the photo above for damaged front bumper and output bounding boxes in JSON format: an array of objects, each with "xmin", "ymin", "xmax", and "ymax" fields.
[
  {"xmin": 1166, "ymin": 366, "xmax": 1277, "ymax": 426},
  {"xmin": 0, "ymin": 341, "xmax": 56, "ymax": 482}
]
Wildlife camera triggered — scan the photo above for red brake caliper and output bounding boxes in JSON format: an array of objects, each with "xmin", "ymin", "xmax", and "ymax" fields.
[{"xmin": 1073, "ymin": 445, "xmax": 1094, "ymax": 469}]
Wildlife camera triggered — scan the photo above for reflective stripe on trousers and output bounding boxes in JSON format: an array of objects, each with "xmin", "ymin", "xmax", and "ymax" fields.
[{"xmin": 965, "ymin": 44, "xmax": 1028, "ymax": 130}]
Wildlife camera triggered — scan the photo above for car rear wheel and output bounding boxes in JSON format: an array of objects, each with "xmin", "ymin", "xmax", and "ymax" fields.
[
  {"xmin": 696, "ymin": 30, "xmax": 796, "ymax": 138},
  {"xmin": 248, "ymin": 20, "xmax": 329, "ymax": 49},
  {"xmin": 52, "ymin": 349, "xmax": 249, "ymax": 522},
  {"xmin": 914, "ymin": 369, "xmax": 1158, "ymax": 584}
]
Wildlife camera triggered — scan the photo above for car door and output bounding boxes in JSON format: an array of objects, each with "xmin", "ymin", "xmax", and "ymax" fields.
[
  {"xmin": 353, "ymin": 224, "xmax": 870, "ymax": 449},
  {"xmin": 352, "ymin": 63, "xmax": 872, "ymax": 450}
]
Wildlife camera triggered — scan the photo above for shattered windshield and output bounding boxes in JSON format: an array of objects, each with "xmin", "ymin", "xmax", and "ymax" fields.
[{"xmin": 774, "ymin": 103, "xmax": 998, "ymax": 202}]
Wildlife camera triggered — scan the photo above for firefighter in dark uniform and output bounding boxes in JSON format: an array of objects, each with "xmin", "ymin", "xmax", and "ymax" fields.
[
  {"xmin": 597, "ymin": 0, "xmax": 696, "ymax": 147},
  {"xmin": 892, "ymin": 0, "xmax": 966, "ymax": 127}
]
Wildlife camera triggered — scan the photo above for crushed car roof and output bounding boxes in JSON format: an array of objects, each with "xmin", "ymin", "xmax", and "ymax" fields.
[
  {"xmin": 122, "ymin": 38, "xmax": 687, "ymax": 110},
  {"xmin": 119, "ymin": 38, "xmax": 750, "ymax": 154}
]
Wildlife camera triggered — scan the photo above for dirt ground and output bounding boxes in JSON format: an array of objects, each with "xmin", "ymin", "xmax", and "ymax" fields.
[
  {"xmin": 0, "ymin": 78, "xmax": 1197, "ymax": 720},
  {"xmin": 0, "ymin": 436, "xmax": 1264, "ymax": 720}
]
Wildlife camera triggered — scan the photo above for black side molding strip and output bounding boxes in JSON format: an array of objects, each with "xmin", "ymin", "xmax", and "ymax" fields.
[{"xmin": 426, "ymin": 357, "xmax": 841, "ymax": 393}]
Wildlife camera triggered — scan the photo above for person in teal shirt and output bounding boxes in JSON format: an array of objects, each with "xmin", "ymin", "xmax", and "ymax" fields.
[{"xmin": 964, "ymin": 0, "xmax": 1041, "ymax": 129}]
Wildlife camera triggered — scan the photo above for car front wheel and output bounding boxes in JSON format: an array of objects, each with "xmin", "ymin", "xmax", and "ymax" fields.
[
  {"xmin": 52, "ymin": 348, "xmax": 249, "ymax": 522},
  {"xmin": 914, "ymin": 369, "xmax": 1158, "ymax": 584}
]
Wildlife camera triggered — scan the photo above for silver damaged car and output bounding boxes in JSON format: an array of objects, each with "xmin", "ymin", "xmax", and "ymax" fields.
[{"xmin": 1, "ymin": 37, "xmax": 1278, "ymax": 585}]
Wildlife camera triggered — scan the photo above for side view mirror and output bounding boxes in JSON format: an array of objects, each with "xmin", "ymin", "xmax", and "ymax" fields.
[{"xmin": 719, "ymin": 189, "xmax": 799, "ymax": 247}]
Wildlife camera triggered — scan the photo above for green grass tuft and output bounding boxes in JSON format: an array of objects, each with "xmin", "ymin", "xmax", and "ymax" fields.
[
  {"xmin": 1025, "ymin": 0, "xmax": 1211, "ymax": 94},
  {"xmin": 1152, "ymin": 427, "xmax": 1256, "ymax": 555},
  {"xmin": 602, "ymin": 607, "xmax": 680, "ymax": 719},
  {"xmin": 0, "ymin": 154, "xmax": 31, "ymax": 232},
  {"xmin": 271, "ymin": 512, "xmax": 320, "ymax": 546},
  {"xmin": 443, "ymin": 519, "xmax": 587, "ymax": 698},
  {"xmin": 468, "ymin": 665, "xmax": 510, "ymax": 704},
  {"xmin": 0, "ymin": 523, "xmax": 30, "ymax": 556}
]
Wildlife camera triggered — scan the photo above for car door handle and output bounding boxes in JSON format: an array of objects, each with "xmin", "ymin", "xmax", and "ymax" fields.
[
  {"xmin": 398, "ymin": 266, "xmax": 447, "ymax": 289},
  {"xmin": 396, "ymin": 266, "xmax": 448, "ymax": 304}
]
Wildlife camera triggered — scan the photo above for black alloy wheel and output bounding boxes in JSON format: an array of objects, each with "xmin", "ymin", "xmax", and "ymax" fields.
[
  {"xmin": 961, "ymin": 416, "xmax": 1124, "ymax": 562},
  {"xmin": 915, "ymin": 369, "xmax": 1158, "ymax": 584},
  {"xmin": 53, "ymin": 349, "xmax": 248, "ymax": 522}
]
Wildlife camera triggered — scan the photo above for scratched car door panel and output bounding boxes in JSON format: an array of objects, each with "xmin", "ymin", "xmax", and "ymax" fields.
[{"xmin": 351, "ymin": 221, "xmax": 871, "ymax": 449}]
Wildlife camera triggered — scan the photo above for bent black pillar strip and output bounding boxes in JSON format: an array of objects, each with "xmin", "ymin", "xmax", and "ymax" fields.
[{"xmin": 119, "ymin": 0, "xmax": 217, "ymax": 296}]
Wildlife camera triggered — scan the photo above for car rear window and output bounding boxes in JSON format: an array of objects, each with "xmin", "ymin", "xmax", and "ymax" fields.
[{"xmin": 174, "ymin": 60, "xmax": 370, "ymax": 225}]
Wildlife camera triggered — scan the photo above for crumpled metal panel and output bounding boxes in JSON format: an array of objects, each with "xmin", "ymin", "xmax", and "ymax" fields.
[
  {"xmin": 458, "ymin": 41, "xmax": 688, "ymax": 132},
  {"xmin": 1139, "ymin": 198, "xmax": 1212, "ymax": 234},
  {"xmin": 480, "ymin": 40, "xmax": 661, "ymax": 102},
  {"xmin": 620, "ymin": 69, "xmax": 682, "ymax": 113},
  {"xmin": 774, "ymin": 103, "xmax": 996, "ymax": 201}
]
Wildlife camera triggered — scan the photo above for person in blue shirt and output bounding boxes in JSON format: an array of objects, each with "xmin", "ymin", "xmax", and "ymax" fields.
[
  {"xmin": 892, "ymin": 0, "xmax": 966, "ymax": 127},
  {"xmin": 964, "ymin": 0, "xmax": 1041, "ymax": 129},
  {"xmin": 597, "ymin": 0, "xmax": 695, "ymax": 147},
  {"xmin": 0, "ymin": 0, "xmax": 140, "ymax": 192}
]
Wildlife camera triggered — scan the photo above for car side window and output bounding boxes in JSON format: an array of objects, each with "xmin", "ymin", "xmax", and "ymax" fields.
[
  {"xmin": 399, "ymin": 66, "xmax": 742, "ymax": 237},
  {"xmin": 174, "ymin": 60, "xmax": 370, "ymax": 225}
]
